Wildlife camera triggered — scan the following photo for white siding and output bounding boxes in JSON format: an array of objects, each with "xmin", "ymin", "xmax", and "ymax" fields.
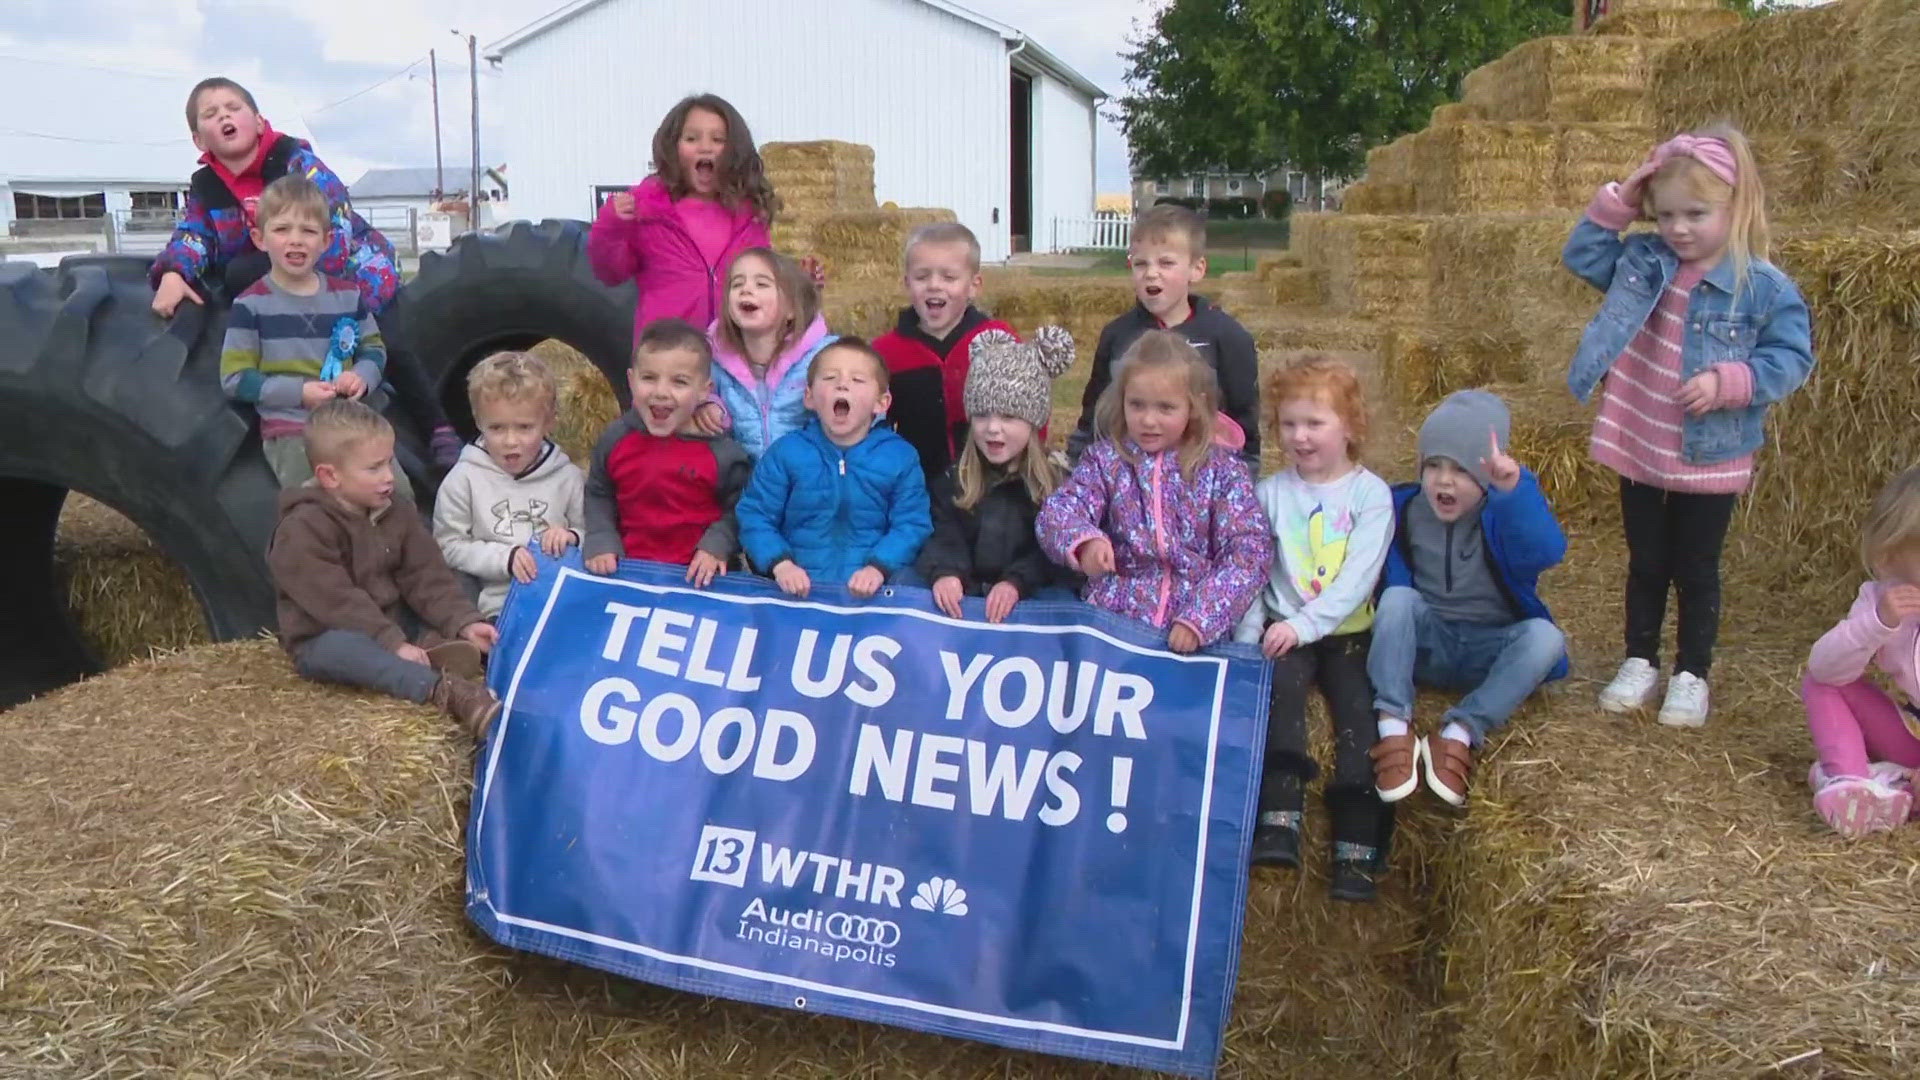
[
  {"xmin": 499, "ymin": 0, "xmax": 1016, "ymax": 261},
  {"xmin": 1027, "ymin": 71, "xmax": 1096, "ymax": 254}
]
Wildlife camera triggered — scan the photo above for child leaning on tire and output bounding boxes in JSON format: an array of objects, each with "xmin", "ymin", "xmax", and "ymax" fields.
[
  {"xmin": 268, "ymin": 399, "xmax": 502, "ymax": 737},
  {"xmin": 152, "ymin": 76, "xmax": 460, "ymax": 465}
]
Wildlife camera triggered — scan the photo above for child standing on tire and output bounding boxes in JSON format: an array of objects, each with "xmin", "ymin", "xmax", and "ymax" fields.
[
  {"xmin": 1566, "ymin": 126, "xmax": 1815, "ymax": 727},
  {"xmin": 153, "ymin": 77, "xmax": 460, "ymax": 465}
]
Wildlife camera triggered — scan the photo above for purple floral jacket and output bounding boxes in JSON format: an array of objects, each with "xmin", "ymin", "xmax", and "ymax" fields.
[{"xmin": 1037, "ymin": 439, "xmax": 1273, "ymax": 645}]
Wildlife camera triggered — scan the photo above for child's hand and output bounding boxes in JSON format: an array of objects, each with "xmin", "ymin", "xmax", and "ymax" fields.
[
  {"xmin": 537, "ymin": 526, "xmax": 577, "ymax": 558},
  {"xmin": 1261, "ymin": 622, "xmax": 1299, "ymax": 659},
  {"xmin": 300, "ymin": 381, "xmax": 338, "ymax": 409},
  {"xmin": 511, "ymin": 547, "xmax": 538, "ymax": 584},
  {"xmin": 1481, "ymin": 428, "xmax": 1520, "ymax": 493},
  {"xmin": 461, "ymin": 621, "xmax": 499, "ymax": 653},
  {"xmin": 847, "ymin": 566, "xmax": 884, "ymax": 599},
  {"xmin": 610, "ymin": 192, "xmax": 636, "ymax": 219},
  {"xmin": 151, "ymin": 272, "xmax": 202, "ymax": 317},
  {"xmin": 800, "ymin": 255, "xmax": 827, "ymax": 291},
  {"xmin": 332, "ymin": 370, "xmax": 368, "ymax": 399},
  {"xmin": 774, "ymin": 561, "xmax": 811, "ymax": 598},
  {"xmin": 1168, "ymin": 623, "xmax": 1201, "ymax": 654},
  {"xmin": 687, "ymin": 550, "xmax": 727, "ymax": 588},
  {"xmin": 1076, "ymin": 536, "xmax": 1116, "ymax": 578},
  {"xmin": 931, "ymin": 575, "xmax": 965, "ymax": 619},
  {"xmin": 984, "ymin": 581, "xmax": 1021, "ymax": 624},
  {"xmin": 1678, "ymin": 370, "xmax": 1721, "ymax": 416},
  {"xmin": 689, "ymin": 401, "xmax": 728, "ymax": 436},
  {"xmin": 1879, "ymin": 584, "xmax": 1920, "ymax": 627},
  {"xmin": 585, "ymin": 553, "xmax": 619, "ymax": 576},
  {"xmin": 395, "ymin": 642, "xmax": 431, "ymax": 666}
]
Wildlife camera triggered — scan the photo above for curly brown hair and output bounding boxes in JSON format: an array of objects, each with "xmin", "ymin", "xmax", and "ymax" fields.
[{"xmin": 650, "ymin": 94, "xmax": 780, "ymax": 225}]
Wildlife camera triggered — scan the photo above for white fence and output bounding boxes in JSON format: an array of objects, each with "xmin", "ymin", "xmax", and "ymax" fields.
[{"xmin": 1048, "ymin": 215, "xmax": 1133, "ymax": 253}]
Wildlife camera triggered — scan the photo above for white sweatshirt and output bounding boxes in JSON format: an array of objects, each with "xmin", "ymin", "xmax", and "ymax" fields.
[{"xmin": 432, "ymin": 440, "xmax": 587, "ymax": 616}]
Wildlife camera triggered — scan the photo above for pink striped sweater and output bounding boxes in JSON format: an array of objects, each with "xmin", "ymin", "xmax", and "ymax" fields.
[{"xmin": 1588, "ymin": 261, "xmax": 1757, "ymax": 495}]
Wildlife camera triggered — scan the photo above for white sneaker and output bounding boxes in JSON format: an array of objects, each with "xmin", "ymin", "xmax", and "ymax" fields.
[
  {"xmin": 1658, "ymin": 672, "xmax": 1710, "ymax": 727},
  {"xmin": 1599, "ymin": 658, "xmax": 1660, "ymax": 714}
]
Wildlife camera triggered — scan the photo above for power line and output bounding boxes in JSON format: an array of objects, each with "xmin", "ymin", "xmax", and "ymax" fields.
[
  {"xmin": 0, "ymin": 126, "xmax": 188, "ymax": 148},
  {"xmin": 306, "ymin": 57, "xmax": 427, "ymax": 115}
]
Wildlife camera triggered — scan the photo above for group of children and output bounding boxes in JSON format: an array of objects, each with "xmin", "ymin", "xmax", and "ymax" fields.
[{"xmin": 156, "ymin": 78, "xmax": 1915, "ymax": 882}]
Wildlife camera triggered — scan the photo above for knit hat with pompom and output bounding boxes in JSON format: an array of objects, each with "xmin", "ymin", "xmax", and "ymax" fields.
[{"xmin": 964, "ymin": 326, "xmax": 1075, "ymax": 428}]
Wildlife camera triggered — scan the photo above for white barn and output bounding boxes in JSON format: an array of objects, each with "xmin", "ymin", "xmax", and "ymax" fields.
[{"xmin": 486, "ymin": 0, "xmax": 1105, "ymax": 262}]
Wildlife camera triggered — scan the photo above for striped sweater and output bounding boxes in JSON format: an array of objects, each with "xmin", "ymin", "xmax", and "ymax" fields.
[
  {"xmin": 220, "ymin": 275, "xmax": 386, "ymax": 439},
  {"xmin": 1588, "ymin": 262, "xmax": 1756, "ymax": 494}
]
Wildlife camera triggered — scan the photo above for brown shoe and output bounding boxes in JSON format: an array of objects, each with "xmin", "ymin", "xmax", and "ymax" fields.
[
  {"xmin": 1422, "ymin": 735, "xmax": 1473, "ymax": 807},
  {"xmin": 431, "ymin": 674, "xmax": 501, "ymax": 739},
  {"xmin": 425, "ymin": 640, "xmax": 486, "ymax": 681},
  {"xmin": 1370, "ymin": 731, "xmax": 1420, "ymax": 802}
]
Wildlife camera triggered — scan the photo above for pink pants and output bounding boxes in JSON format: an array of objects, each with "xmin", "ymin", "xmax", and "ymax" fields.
[{"xmin": 1803, "ymin": 674, "xmax": 1920, "ymax": 778}]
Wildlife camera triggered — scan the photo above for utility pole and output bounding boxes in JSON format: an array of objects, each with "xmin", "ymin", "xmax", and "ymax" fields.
[
  {"xmin": 457, "ymin": 31, "xmax": 480, "ymax": 231},
  {"xmin": 429, "ymin": 49, "xmax": 443, "ymax": 201}
]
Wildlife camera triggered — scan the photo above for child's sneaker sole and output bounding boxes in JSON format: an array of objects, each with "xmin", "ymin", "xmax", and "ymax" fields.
[{"xmin": 1813, "ymin": 776, "xmax": 1911, "ymax": 839}]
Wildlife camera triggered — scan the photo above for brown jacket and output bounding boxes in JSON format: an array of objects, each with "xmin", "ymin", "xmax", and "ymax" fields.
[{"xmin": 269, "ymin": 487, "xmax": 484, "ymax": 653}]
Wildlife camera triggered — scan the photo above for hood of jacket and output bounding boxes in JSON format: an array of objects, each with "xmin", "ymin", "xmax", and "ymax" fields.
[
  {"xmin": 710, "ymin": 313, "xmax": 832, "ymax": 393},
  {"xmin": 453, "ymin": 438, "xmax": 576, "ymax": 484}
]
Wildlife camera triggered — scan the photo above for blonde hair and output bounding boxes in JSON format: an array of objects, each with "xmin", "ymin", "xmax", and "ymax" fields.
[
  {"xmin": 256, "ymin": 174, "xmax": 329, "ymax": 230},
  {"xmin": 717, "ymin": 248, "xmax": 818, "ymax": 363},
  {"xmin": 1131, "ymin": 203, "xmax": 1206, "ymax": 256},
  {"xmin": 1643, "ymin": 123, "xmax": 1768, "ymax": 301},
  {"xmin": 1266, "ymin": 354, "xmax": 1370, "ymax": 459},
  {"xmin": 304, "ymin": 398, "xmax": 392, "ymax": 467},
  {"xmin": 1862, "ymin": 466, "xmax": 1920, "ymax": 576},
  {"xmin": 467, "ymin": 350, "xmax": 557, "ymax": 418},
  {"xmin": 1094, "ymin": 330, "xmax": 1219, "ymax": 478},
  {"xmin": 953, "ymin": 428, "xmax": 1063, "ymax": 512},
  {"xmin": 904, "ymin": 222, "xmax": 982, "ymax": 273}
]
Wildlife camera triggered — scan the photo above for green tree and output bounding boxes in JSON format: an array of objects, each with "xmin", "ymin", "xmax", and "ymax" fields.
[{"xmin": 1117, "ymin": 0, "xmax": 1569, "ymax": 182}]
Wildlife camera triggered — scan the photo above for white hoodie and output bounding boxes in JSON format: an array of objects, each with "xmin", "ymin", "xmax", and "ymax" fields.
[{"xmin": 432, "ymin": 440, "xmax": 587, "ymax": 616}]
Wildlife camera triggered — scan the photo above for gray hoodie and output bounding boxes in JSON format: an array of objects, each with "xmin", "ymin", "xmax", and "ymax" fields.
[{"xmin": 432, "ymin": 440, "xmax": 587, "ymax": 616}]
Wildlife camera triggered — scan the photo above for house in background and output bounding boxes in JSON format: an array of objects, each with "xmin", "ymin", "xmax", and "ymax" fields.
[
  {"xmin": 486, "ymin": 0, "xmax": 1105, "ymax": 261},
  {"xmin": 1130, "ymin": 167, "xmax": 1336, "ymax": 214},
  {"xmin": 349, "ymin": 165, "xmax": 510, "ymax": 241}
]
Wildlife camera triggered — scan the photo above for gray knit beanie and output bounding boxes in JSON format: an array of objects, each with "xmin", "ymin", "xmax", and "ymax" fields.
[
  {"xmin": 1418, "ymin": 389, "xmax": 1511, "ymax": 490},
  {"xmin": 965, "ymin": 326, "xmax": 1075, "ymax": 428}
]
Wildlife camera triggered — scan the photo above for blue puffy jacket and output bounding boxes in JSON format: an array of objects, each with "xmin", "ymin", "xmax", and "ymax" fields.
[
  {"xmin": 737, "ymin": 417, "xmax": 933, "ymax": 582},
  {"xmin": 708, "ymin": 314, "xmax": 837, "ymax": 461}
]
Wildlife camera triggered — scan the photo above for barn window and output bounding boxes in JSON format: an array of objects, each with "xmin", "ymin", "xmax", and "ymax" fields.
[
  {"xmin": 13, "ymin": 193, "xmax": 106, "ymax": 220},
  {"xmin": 128, "ymin": 191, "xmax": 180, "ymax": 222}
]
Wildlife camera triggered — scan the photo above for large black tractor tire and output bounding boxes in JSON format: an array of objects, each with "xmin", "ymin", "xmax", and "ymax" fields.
[
  {"xmin": 398, "ymin": 219, "xmax": 636, "ymax": 434},
  {"xmin": 0, "ymin": 256, "xmax": 433, "ymax": 707}
]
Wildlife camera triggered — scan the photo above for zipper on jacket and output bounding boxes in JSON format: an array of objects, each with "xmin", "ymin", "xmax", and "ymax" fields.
[
  {"xmin": 1149, "ymin": 453, "xmax": 1173, "ymax": 626},
  {"xmin": 1443, "ymin": 522, "xmax": 1454, "ymax": 592}
]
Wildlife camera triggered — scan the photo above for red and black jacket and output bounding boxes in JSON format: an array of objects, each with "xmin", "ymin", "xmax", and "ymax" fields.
[
  {"xmin": 582, "ymin": 411, "xmax": 752, "ymax": 565},
  {"xmin": 873, "ymin": 305, "xmax": 1018, "ymax": 480}
]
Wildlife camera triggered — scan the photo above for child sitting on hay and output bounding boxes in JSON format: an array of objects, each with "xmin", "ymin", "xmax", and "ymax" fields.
[
  {"xmin": 268, "ymin": 399, "xmax": 501, "ymax": 738},
  {"xmin": 1368, "ymin": 390, "xmax": 1567, "ymax": 811}
]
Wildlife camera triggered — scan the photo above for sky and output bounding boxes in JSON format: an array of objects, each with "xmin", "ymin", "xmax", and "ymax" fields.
[{"xmin": 0, "ymin": 0, "xmax": 1149, "ymax": 193}]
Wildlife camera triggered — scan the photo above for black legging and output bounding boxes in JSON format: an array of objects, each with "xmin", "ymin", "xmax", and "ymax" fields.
[
  {"xmin": 1260, "ymin": 631, "xmax": 1392, "ymax": 852},
  {"xmin": 1618, "ymin": 477, "xmax": 1737, "ymax": 677}
]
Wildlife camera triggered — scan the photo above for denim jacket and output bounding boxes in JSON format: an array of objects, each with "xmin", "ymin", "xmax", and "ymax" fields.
[{"xmin": 1562, "ymin": 187, "xmax": 1814, "ymax": 465}]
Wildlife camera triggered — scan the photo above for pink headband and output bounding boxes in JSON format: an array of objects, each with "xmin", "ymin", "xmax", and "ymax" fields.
[{"xmin": 1628, "ymin": 134, "xmax": 1739, "ymax": 191}]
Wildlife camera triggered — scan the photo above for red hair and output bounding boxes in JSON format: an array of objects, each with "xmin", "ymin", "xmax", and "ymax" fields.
[{"xmin": 1265, "ymin": 355, "xmax": 1370, "ymax": 457}]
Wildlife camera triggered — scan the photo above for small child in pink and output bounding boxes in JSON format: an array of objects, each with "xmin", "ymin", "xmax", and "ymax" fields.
[{"xmin": 1803, "ymin": 466, "xmax": 1920, "ymax": 838}]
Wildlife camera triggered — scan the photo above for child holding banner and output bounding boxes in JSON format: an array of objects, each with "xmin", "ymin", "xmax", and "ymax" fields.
[
  {"xmin": 918, "ymin": 326, "xmax": 1083, "ymax": 623},
  {"xmin": 1234, "ymin": 357, "xmax": 1394, "ymax": 900},
  {"xmin": 1036, "ymin": 330, "xmax": 1272, "ymax": 654}
]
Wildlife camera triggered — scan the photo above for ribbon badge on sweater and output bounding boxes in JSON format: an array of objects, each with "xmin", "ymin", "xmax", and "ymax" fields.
[
  {"xmin": 492, "ymin": 498, "xmax": 550, "ymax": 538},
  {"xmin": 318, "ymin": 316, "xmax": 357, "ymax": 383}
]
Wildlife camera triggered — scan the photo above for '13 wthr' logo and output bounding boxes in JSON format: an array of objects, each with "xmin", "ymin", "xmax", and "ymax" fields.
[{"xmin": 690, "ymin": 825, "xmax": 756, "ymax": 887}]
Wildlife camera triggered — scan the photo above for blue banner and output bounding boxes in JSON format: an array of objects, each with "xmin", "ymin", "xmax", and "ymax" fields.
[{"xmin": 467, "ymin": 554, "xmax": 1271, "ymax": 1076}]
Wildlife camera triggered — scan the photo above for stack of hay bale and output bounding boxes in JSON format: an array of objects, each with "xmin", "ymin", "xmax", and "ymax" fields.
[{"xmin": 762, "ymin": 141, "xmax": 955, "ymax": 285}]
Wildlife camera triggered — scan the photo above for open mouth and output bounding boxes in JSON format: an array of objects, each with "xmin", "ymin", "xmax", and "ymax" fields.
[
  {"xmin": 1144, "ymin": 285, "xmax": 1164, "ymax": 298},
  {"xmin": 737, "ymin": 300, "xmax": 760, "ymax": 316},
  {"xmin": 984, "ymin": 440, "xmax": 1005, "ymax": 455},
  {"xmin": 832, "ymin": 398, "xmax": 851, "ymax": 420},
  {"xmin": 924, "ymin": 297, "xmax": 947, "ymax": 311},
  {"xmin": 1434, "ymin": 492, "xmax": 1458, "ymax": 511},
  {"xmin": 695, "ymin": 159, "xmax": 716, "ymax": 180},
  {"xmin": 220, "ymin": 122, "xmax": 237, "ymax": 139},
  {"xmin": 648, "ymin": 404, "xmax": 675, "ymax": 424}
]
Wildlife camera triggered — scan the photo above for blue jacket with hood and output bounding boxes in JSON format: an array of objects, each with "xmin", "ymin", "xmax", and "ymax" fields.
[{"xmin": 737, "ymin": 417, "xmax": 932, "ymax": 582}]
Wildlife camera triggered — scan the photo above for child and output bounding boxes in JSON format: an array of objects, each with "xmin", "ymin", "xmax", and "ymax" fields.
[
  {"xmin": 220, "ymin": 175, "xmax": 399, "ymax": 494},
  {"xmin": 1802, "ymin": 466, "xmax": 1920, "ymax": 838},
  {"xmin": 268, "ymin": 399, "xmax": 501, "ymax": 736},
  {"xmin": 736, "ymin": 338, "xmax": 932, "ymax": 599},
  {"xmin": 1368, "ymin": 391, "xmax": 1567, "ymax": 810},
  {"xmin": 873, "ymin": 223, "xmax": 1020, "ymax": 479},
  {"xmin": 154, "ymin": 77, "xmax": 458, "ymax": 464},
  {"xmin": 698, "ymin": 248, "xmax": 837, "ymax": 460},
  {"xmin": 590, "ymin": 94, "xmax": 777, "ymax": 342},
  {"xmin": 920, "ymin": 327, "xmax": 1083, "ymax": 623},
  {"xmin": 1066, "ymin": 204, "xmax": 1260, "ymax": 470},
  {"xmin": 432, "ymin": 351, "xmax": 587, "ymax": 617},
  {"xmin": 583, "ymin": 320, "xmax": 752, "ymax": 584},
  {"xmin": 1233, "ymin": 357, "xmax": 1394, "ymax": 900},
  {"xmin": 1036, "ymin": 330, "xmax": 1271, "ymax": 654},
  {"xmin": 1565, "ymin": 126, "xmax": 1815, "ymax": 727}
]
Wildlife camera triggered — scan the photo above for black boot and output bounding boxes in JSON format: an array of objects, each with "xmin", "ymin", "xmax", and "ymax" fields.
[
  {"xmin": 1250, "ymin": 823, "xmax": 1301, "ymax": 869},
  {"xmin": 1328, "ymin": 859, "xmax": 1377, "ymax": 903}
]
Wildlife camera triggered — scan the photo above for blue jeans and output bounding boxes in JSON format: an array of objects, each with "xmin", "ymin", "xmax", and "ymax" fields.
[
  {"xmin": 294, "ymin": 630, "xmax": 439, "ymax": 704},
  {"xmin": 1367, "ymin": 586, "xmax": 1565, "ymax": 745}
]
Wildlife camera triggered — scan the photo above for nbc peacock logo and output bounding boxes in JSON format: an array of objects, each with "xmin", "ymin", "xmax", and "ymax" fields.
[{"xmin": 908, "ymin": 876, "xmax": 969, "ymax": 917}]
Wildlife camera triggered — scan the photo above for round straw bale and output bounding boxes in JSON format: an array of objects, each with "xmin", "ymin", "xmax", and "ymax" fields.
[
  {"xmin": 535, "ymin": 338, "xmax": 622, "ymax": 467},
  {"xmin": 54, "ymin": 494, "xmax": 208, "ymax": 669}
]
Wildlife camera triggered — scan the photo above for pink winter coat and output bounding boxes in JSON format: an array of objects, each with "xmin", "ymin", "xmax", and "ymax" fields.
[
  {"xmin": 588, "ymin": 175, "xmax": 772, "ymax": 341},
  {"xmin": 1808, "ymin": 581, "xmax": 1920, "ymax": 701},
  {"xmin": 1036, "ymin": 439, "xmax": 1273, "ymax": 645}
]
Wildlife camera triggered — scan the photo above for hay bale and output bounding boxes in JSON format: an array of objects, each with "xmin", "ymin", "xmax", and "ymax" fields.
[
  {"xmin": 1462, "ymin": 36, "xmax": 1669, "ymax": 126},
  {"xmin": 762, "ymin": 140, "xmax": 877, "ymax": 215},
  {"xmin": 808, "ymin": 207, "xmax": 956, "ymax": 282},
  {"xmin": 534, "ymin": 339, "xmax": 621, "ymax": 467},
  {"xmin": 1379, "ymin": 329, "xmax": 1534, "ymax": 413},
  {"xmin": 1588, "ymin": 5, "xmax": 1740, "ymax": 39},
  {"xmin": 0, "ymin": 640, "xmax": 1458, "ymax": 1078},
  {"xmin": 1429, "ymin": 102, "xmax": 1487, "ymax": 127},
  {"xmin": 1265, "ymin": 266, "xmax": 1324, "ymax": 306},
  {"xmin": 1293, "ymin": 214, "xmax": 1433, "ymax": 321},
  {"xmin": 1424, "ymin": 211, "xmax": 1596, "ymax": 376},
  {"xmin": 54, "ymin": 494, "xmax": 207, "ymax": 668}
]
